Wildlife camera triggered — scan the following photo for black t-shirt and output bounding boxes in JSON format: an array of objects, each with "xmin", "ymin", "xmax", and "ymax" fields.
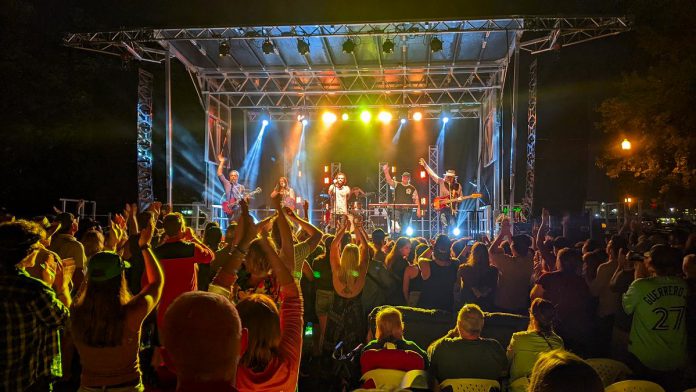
[
  {"xmin": 418, "ymin": 259, "xmax": 459, "ymax": 312},
  {"xmin": 394, "ymin": 182, "xmax": 416, "ymax": 204}
]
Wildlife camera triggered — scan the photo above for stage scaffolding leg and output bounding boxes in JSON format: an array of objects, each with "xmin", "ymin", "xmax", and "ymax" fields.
[
  {"xmin": 509, "ymin": 34, "xmax": 521, "ymax": 224},
  {"xmin": 428, "ymin": 145, "xmax": 440, "ymax": 238},
  {"xmin": 136, "ymin": 68, "xmax": 154, "ymax": 210},
  {"xmin": 522, "ymin": 59, "xmax": 538, "ymax": 222},
  {"xmin": 165, "ymin": 47, "xmax": 173, "ymax": 208}
]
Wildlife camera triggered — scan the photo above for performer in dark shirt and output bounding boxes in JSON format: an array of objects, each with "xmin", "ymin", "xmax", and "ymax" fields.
[
  {"xmin": 216, "ymin": 153, "xmax": 246, "ymax": 221},
  {"xmin": 383, "ymin": 165, "xmax": 421, "ymax": 235}
]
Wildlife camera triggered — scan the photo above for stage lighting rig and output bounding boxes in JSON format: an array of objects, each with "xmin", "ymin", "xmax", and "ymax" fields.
[
  {"xmin": 412, "ymin": 111, "xmax": 423, "ymax": 121},
  {"xmin": 382, "ymin": 39, "xmax": 395, "ymax": 54},
  {"xmin": 342, "ymin": 39, "xmax": 355, "ymax": 54},
  {"xmin": 262, "ymin": 39, "xmax": 274, "ymax": 54},
  {"xmin": 218, "ymin": 40, "xmax": 230, "ymax": 57},
  {"xmin": 430, "ymin": 37, "xmax": 443, "ymax": 53},
  {"xmin": 297, "ymin": 39, "xmax": 310, "ymax": 55}
]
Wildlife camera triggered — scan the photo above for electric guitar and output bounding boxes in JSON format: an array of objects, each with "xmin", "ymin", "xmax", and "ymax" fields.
[
  {"xmin": 432, "ymin": 193, "xmax": 483, "ymax": 211},
  {"xmin": 222, "ymin": 187, "xmax": 262, "ymax": 215}
]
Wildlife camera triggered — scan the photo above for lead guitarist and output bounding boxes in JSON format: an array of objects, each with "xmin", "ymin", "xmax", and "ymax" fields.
[
  {"xmin": 419, "ymin": 158, "xmax": 462, "ymax": 231},
  {"xmin": 382, "ymin": 164, "xmax": 421, "ymax": 234},
  {"xmin": 217, "ymin": 153, "xmax": 246, "ymax": 221}
]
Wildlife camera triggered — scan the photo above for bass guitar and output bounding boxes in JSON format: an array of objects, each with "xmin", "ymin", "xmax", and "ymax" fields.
[
  {"xmin": 432, "ymin": 193, "xmax": 483, "ymax": 211},
  {"xmin": 222, "ymin": 187, "xmax": 262, "ymax": 215}
]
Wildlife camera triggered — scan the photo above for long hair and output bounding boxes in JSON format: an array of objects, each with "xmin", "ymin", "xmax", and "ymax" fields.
[
  {"xmin": 245, "ymin": 238, "xmax": 271, "ymax": 276},
  {"xmin": 529, "ymin": 298, "xmax": 556, "ymax": 337},
  {"xmin": 237, "ymin": 294, "xmax": 281, "ymax": 372},
  {"xmin": 277, "ymin": 176, "xmax": 289, "ymax": 190},
  {"xmin": 339, "ymin": 243, "xmax": 360, "ymax": 286},
  {"xmin": 460, "ymin": 242, "xmax": 490, "ymax": 281},
  {"xmin": 71, "ymin": 273, "xmax": 132, "ymax": 347},
  {"xmin": 385, "ymin": 237, "xmax": 411, "ymax": 269},
  {"xmin": 529, "ymin": 349, "xmax": 604, "ymax": 392},
  {"xmin": 81, "ymin": 230, "xmax": 104, "ymax": 259},
  {"xmin": 376, "ymin": 307, "xmax": 404, "ymax": 340},
  {"xmin": 556, "ymin": 248, "xmax": 582, "ymax": 275}
]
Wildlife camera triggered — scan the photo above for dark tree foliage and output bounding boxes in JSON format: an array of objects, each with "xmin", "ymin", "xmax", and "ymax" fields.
[{"xmin": 597, "ymin": 0, "xmax": 696, "ymax": 200}]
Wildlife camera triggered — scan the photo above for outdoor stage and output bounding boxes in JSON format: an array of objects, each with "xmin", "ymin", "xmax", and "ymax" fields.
[{"xmin": 63, "ymin": 17, "xmax": 629, "ymax": 237}]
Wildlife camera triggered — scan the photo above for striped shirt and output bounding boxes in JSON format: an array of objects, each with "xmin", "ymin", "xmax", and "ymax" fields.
[{"xmin": 0, "ymin": 269, "xmax": 69, "ymax": 391}]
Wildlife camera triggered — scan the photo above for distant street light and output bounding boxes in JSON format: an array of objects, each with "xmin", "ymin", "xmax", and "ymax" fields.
[
  {"xmin": 621, "ymin": 138, "xmax": 632, "ymax": 150},
  {"xmin": 624, "ymin": 196, "xmax": 632, "ymax": 204}
]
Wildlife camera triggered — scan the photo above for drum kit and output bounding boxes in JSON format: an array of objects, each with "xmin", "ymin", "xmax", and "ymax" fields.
[{"xmin": 318, "ymin": 187, "xmax": 377, "ymax": 232}]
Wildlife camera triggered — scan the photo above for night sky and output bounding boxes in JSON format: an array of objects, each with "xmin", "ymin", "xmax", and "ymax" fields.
[{"xmin": 1, "ymin": 0, "xmax": 636, "ymax": 218}]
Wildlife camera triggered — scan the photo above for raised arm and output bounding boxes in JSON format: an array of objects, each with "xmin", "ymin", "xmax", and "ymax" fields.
[
  {"xmin": 536, "ymin": 208, "xmax": 550, "ymax": 252},
  {"xmin": 128, "ymin": 219, "xmax": 164, "ymax": 324},
  {"xmin": 286, "ymin": 207, "xmax": 323, "ymax": 252},
  {"xmin": 489, "ymin": 218, "xmax": 511, "ymax": 255},
  {"xmin": 382, "ymin": 164, "xmax": 396, "ymax": 187},
  {"xmin": 272, "ymin": 194, "xmax": 295, "ymax": 273},
  {"xmin": 216, "ymin": 153, "xmax": 226, "ymax": 177},
  {"xmin": 330, "ymin": 219, "xmax": 346, "ymax": 272},
  {"xmin": 419, "ymin": 157, "xmax": 442, "ymax": 182}
]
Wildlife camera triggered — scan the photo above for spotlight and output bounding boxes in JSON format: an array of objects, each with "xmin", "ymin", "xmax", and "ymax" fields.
[
  {"xmin": 382, "ymin": 39, "xmax": 395, "ymax": 54},
  {"xmin": 262, "ymin": 39, "xmax": 274, "ymax": 54},
  {"xmin": 412, "ymin": 111, "xmax": 423, "ymax": 121},
  {"xmin": 442, "ymin": 116, "xmax": 449, "ymax": 124},
  {"xmin": 420, "ymin": 197, "xmax": 427, "ymax": 205},
  {"xmin": 400, "ymin": 118, "xmax": 406, "ymax": 124},
  {"xmin": 341, "ymin": 113, "xmax": 349, "ymax": 121},
  {"xmin": 301, "ymin": 119, "xmax": 308, "ymax": 126},
  {"xmin": 430, "ymin": 37, "xmax": 443, "ymax": 53},
  {"xmin": 405, "ymin": 226, "xmax": 414, "ymax": 237},
  {"xmin": 452, "ymin": 227, "xmax": 461, "ymax": 237},
  {"xmin": 218, "ymin": 40, "xmax": 230, "ymax": 57},
  {"xmin": 377, "ymin": 111, "xmax": 392, "ymax": 124},
  {"xmin": 261, "ymin": 119, "xmax": 269, "ymax": 127},
  {"xmin": 342, "ymin": 39, "xmax": 355, "ymax": 54},
  {"xmin": 360, "ymin": 110, "xmax": 371, "ymax": 123},
  {"xmin": 297, "ymin": 114, "xmax": 305, "ymax": 122},
  {"xmin": 297, "ymin": 39, "xmax": 310, "ymax": 55},
  {"xmin": 324, "ymin": 177, "xmax": 330, "ymax": 184},
  {"xmin": 322, "ymin": 111, "xmax": 337, "ymax": 125},
  {"xmin": 420, "ymin": 170, "xmax": 426, "ymax": 179}
]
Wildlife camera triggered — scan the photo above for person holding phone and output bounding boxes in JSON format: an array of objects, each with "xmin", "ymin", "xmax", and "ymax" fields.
[{"xmin": 488, "ymin": 219, "xmax": 534, "ymax": 314}]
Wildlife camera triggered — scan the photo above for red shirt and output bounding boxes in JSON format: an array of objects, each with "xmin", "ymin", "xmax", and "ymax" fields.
[
  {"xmin": 236, "ymin": 283, "xmax": 303, "ymax": 392},
  {"xmin": 154, "ymin": 238, "xmax": 214, "ymax": 329}
]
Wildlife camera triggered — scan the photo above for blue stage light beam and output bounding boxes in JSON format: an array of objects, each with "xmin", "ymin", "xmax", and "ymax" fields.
[
  {"xmin": 391, "ymin": 122, "xmax": 405, "ymax": 145},
  {"xmin": 239, "ymin": 122, "xmax": 267, "ymax": 190},
  {"xmin": 289, "ymin": 122, "xmax": 314, "ymax": 221},
  {"xmin": 436, "ymin": 123, "xmax": 446, "ymax": 170}
]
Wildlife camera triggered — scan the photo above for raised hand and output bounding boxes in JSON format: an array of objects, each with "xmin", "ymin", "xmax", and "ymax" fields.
[
  {"xmin": 382, "ymin": 164, "xmax": 389, "ymax": 172},
  {"xmin": 419, "ymin": 158, "xmax": 426, "ymax": 167},
  {"xmin": 217, "ymin": 152, "xmax": 226, "ymax": 163},
  {"xmin": 541, "ymin": 208, "xmax": 550, "ymax": 225},
  {"xmin": 138, "ymin": 216, "xmax": 155, "ymax": 248}
]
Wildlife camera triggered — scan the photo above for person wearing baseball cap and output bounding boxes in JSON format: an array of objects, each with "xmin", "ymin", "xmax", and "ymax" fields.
[
  {"xmin": 417, "ymin": 234, "xmax": 458, "ymax": 312},
  {"xmin": 71, "ymin": 222, "xmax": 163, "ymax": 392},
  {"xmin": 382, "ymin": 165, "xmax": 421, "ymax": 235},
  {"xmin": 418, "ymin": 158, "xmax": 462, "ymax": 231}
]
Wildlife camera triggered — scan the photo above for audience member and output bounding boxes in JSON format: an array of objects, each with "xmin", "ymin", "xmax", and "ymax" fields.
[
  {"xmin": 507, "ymin": 298, "xmax": 564, "ymax": 386},
  {"xmin": 385, "ymin": 237, "xmax": 412, "ymax": 294},
  {"xmin": 0, "ymin": 220, "xmax": 70, "ymax": 391},
  {"xmin": 81, "ymin": 229, "xmax": 105, "ymax": 259},
  {"xmin": 489, "ymin": 220, "xmax": 534, "ymax": 314},
  {"xmin": 71, "ymin": 218, "xmax": 162, "ymax": 392},
  {"xmin": 456, "ymin": 242, "xmax": 499, "ymax": 311},
  {"xmin": 162, "ymin": 292, "xmax": 243, "ymax": 392},
  {"xmin": 50, "ymin": 212, "xmax": 87, "ymax": 287},
  {"xmin": 428, "ymin": 304, "xmax": 507, "ymax": 388},
  {"xmin": 362, "ymin": 307, "xmax": 428, "ymax": 366},
  {"xmin": 623, "ymin": 244, "xmax": 688, "ymax": 389},
  {"xmin": 531, "ymin": 248, "xmax": 595, "ymax": 356},
  {"xmin": 528, "ymin": 349, "xmax": 603, "ymax": 392},
  {"xmin": 418, "ymin": 234, "xmax": 459, "ymax": 312},
  {"xmin": 313, "ymin": 235, "xmax": 335, "ymax": 353}
]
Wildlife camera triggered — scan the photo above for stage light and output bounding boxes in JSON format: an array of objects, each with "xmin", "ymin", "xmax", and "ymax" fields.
[
  {"xmin": 218, "ymin": 41, "xmax": 230, "ymax": 57},
  {"xmin": 452, "ymin": 227, "xmax": 461, "ymax": 237},
  {"xmin": 391, "ymin": 166, "xmax": 396, "ymax": 174},
  {"xmin": 400, "ymin": 118, "xmax": 406, "ymax": 124},
  {"xmin": 342, "ymin": 39, "xmax": 355, "ymax": 54},
  {"xmin": 296, "ymin": 196, "xmax": 302, "ymax": 204},
  {"xmin": 324, "ymin": 165, "xmax": 329, "ymax": 173},
  {"xmin": 324, "ymin": 177, "xmax": 330, "ymax": 185},
  {"xmin": 382, "ymin": 39, "xmax": 395, "ymax": 54},
  {"xmin": 301, "ymin": 119, "xmax": 308, "ymax": 126},
  {"xmin": 297, "ymin": 114, "xmax": 305, "ymax": 122},
  {"xmin": 621, "ymin": 138, "xmax": 631, "ymax": 150},
  {"xmin": 442, "ymin": 116, "xmax": 449, "ymax": 124},
  {"xmin": 377, "ymin": 111, "xmax": 392, "ymax": 124},
  {"xmin": 360, "ymin": 110, "xmax": 371, "ymax": 123},
  {"xmin": 322, "ymin": 111, "xmax": 337, "ymax": 125},
  {"xmin": 262, "ymin": 39, "xmax": 274, "ymax": 54},
  {"xmin": 412, "ymin": 111, "xmax": 423, "ymax": 121},
  {"xmin": 430, "ymin": 37, "xmax": 443, "ymax": 53},
  {"xmin": 341, "ymin": 113, "xmax": 349, "ymax": 121},
  {"xmin": 420, "ymin": 170, "xmax": 426, "ymax": 179},
  {"xmin": 298, "ymin": 170, "xmax": 302, "ymax": 178},
  {"xmin": 420, "ymin": 197, "xmax": 427, "ymax": 205},
  {"xmin": 297, "ymin": 39, "xmax": 310, "ymax": 55},
  {"xmin": 405, "ymin": 226, "xmax": 414, "ymax": 237},
  {"xmin": 624, "ymin": 197, "xmax": 632, "ymax": 204},
  {"xmin": 261, "ymin": 119, "xmax": 269, "ymax": 127}
]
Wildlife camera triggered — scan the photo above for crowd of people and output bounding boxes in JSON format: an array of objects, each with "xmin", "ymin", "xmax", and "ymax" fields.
[{"xmin": 0, "ymin": 200, "xmax": 695, "ymax": 391}]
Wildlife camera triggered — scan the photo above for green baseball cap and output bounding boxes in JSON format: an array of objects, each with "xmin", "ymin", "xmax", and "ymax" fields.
[{"xmin": 87, "ymin": 251, "xmax": 130, "ymax": 282}]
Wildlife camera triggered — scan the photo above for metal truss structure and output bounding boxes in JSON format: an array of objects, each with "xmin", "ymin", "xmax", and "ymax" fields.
[
  {"xmin": 64, "ymin": 16, "xmax": 628, "ymax": 122},
  {"xmin": 428, "ymin": 145, "xmax": 440, "ymax": 237},
  {"xmin": 378, "ymin": 162, "xmax": 388, "ymax": 204},
  {"xmin": 136, "ymin": 68, "xmax": 154, "ymax": 209},
  {"xmin": 330, "ymin": 162, "xmax": 342, "ymax": 181},
  {"xmin": 522, "ymin": 59, "xmax": 538, "ymax": 221}
]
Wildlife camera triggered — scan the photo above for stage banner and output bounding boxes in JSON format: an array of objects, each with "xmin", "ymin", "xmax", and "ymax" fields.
[{"xmin": 482, "ymin": 90, "xmax": 498, "ymax": 167}]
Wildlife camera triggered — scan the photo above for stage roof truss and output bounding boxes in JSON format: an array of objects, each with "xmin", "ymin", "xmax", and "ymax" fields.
[{"xmin": 64, "ymin": 16, "xmax": 629, "ymax": 119}]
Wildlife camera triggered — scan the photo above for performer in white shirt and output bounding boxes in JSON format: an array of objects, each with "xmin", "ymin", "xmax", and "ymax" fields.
[{"xmin": 327, "ymin": 172, "xmax": 351, "ymax": 231}]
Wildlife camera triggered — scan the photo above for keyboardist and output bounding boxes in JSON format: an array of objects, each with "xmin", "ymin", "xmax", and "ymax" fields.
[{"xmin": 382, "ymin": 165, "xmax": 421, "ymax": 235}]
